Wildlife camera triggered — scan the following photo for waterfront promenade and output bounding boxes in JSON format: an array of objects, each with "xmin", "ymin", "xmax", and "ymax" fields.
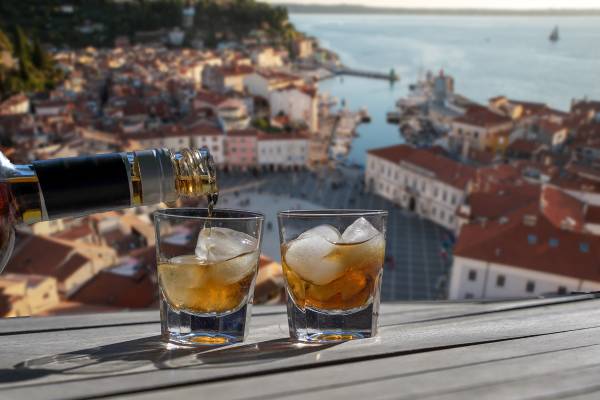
[{"xmin": 217, "ymin": 167, "xmax": 450, "ymax": 301}]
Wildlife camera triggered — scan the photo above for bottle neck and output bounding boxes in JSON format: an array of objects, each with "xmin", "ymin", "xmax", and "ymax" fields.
[{"xmin": 2, "ymin": 148, "xmax": 216, "ymax": 225}]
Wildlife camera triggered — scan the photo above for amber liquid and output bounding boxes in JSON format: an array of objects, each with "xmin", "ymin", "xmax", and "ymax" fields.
[
  {"xmin": 158, "ymin": 252, "xmax": 258, "ymax": 314},
  {"xmin": 282, "ymin": 235, "xmax": 385, "ymax": 311}
]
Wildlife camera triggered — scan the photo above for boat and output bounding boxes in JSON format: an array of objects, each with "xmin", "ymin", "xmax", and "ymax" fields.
[
  {"xmin": 549, "ymin": 26, "xmax": 559, "ymax": 42},
  {"xmin": 386, "ymin": 111, "xmax": 401, "ymax": 124}
]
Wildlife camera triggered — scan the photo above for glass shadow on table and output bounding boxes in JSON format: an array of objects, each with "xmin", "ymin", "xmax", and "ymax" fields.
[{"xmin": 4, "ymin": 336, "xmax": 338, "ymax": 384}]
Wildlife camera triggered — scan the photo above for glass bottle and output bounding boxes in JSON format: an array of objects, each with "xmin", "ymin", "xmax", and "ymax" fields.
[{"xmin": 0, "ymin": 147, "xmax": 218, "ymax": 273}]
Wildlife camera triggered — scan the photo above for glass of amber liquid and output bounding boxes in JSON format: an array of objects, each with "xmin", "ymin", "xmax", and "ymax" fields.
[
  {"xmin": 155, "ymin": 208, "xmax": 264, "ymax": 346},
  {"xmin": 278, "ymin": 210, "xmax": 387, "ymax": 342}
]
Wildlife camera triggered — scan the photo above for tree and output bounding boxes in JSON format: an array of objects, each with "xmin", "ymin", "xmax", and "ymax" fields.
[
  {"xmin": 0, "ymin": 28, "xmax": 12, "ymax": 54},
  {"xmin": 31, "ymin": 37, "xmax": 50, "ymax": 70}
]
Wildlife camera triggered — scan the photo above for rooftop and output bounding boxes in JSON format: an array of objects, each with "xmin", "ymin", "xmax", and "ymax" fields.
[{"xmin": 368, "ymin": 144, "xmax": 476, "ymax": 189}]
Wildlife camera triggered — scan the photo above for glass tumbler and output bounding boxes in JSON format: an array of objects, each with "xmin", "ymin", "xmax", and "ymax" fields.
[
  {"xmin": 155, "ymin": 208, "xmax": 264, "ymax": 346},
  {"xmin": 278, "ymin": 209, "xmax": 387, "ymax": 342}
]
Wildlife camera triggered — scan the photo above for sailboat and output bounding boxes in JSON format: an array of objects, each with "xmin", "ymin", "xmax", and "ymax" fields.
[{"xmin": 549, "ymin": 26, "xmax": 559, "ymax": 42}]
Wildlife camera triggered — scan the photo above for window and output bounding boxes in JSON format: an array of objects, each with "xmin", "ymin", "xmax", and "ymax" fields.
[
  {"xmin": 451, "ymin": 195, "xmax": 456, "ymax": 205},
  {"xmin": 448, "ymin": 215, "xmax": 455, "ymax": 224},
  {"xmin": 465, "ymin": 293, "xmax": 474, "ymax": 299},
  {"xmin": 432, "ymin": 207, "xmax": 436, "ymax": 216},
  {"xmin": 526, "ymin": 281, "xmax": 535, "ymax": 293},
  {"xmin": 442, "ymin": 190, "xmax": 447, "ymax": 202},
  {"xmin": 558, "ymin": 286, "xmax": 567, "ymax": 295},
  {"xmin": 549, "ymin": 238, "xmax": 559, "ymax": 247},
  {"xmin": 496, "ymin": 275, "xmax": 506, "ymax": 287},
  {"xmin": 434, "ymin": 187, "xmax": 439, "ymax": 197},
  {"xmin": 580, "ymin": 243, "xmax": 590, "ymax": 253},
  {"xmin": 421, "ymin": 181, "xmax": 426, "ymax": 192},
  {"xmin": 468, "ymin": 270, "xmax": 477, "ymax": 281},
  {"xmin": 440, "ymin": 211, "xmax": 445, "ymax": 220},
  {"xmin": 527, "ymin": 234, "xmax": 537, "ymax": 245},
  {"xmin": 394, "ymin": 171, "xmax": 398, "ymax": 180}
]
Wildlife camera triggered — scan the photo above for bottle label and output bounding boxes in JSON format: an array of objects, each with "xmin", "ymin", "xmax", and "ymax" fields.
[{"xmin": 33, "ymin": 153, "xmax": 131, "ymax": 219}]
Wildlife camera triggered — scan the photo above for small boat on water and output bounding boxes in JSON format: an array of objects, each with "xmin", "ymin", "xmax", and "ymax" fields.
[
  {"xmin": 386, "ymin": 111, "xmax": 401, "ymax": 124},
  {"xmin": 549, "ymin": 26, "xmax": 559, "ymax": 42}
]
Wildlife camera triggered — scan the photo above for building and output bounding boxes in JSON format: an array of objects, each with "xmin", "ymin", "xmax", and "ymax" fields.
[
  {"xmin": 251, "ymin": 47, "xmax": 285, "ymax": 68},
  {"xmin": 225, "ymin": 129, "xmax": 259, "ymax": 170},
  {"xmin": 292, "ymin": 38, "xmax": 314, "ymax": 59},
  {"xmin": 216, "ymin": 98, "xmax": 251, "ymax": 131},
  {"xmin": 243, "ymin": 70, "xmax": 304, "ymax": 100},
  {"xmin": 187, "ymin": 123, "xmax": 225, "ymax": 165},
  {"xmin": 365, "ymin": 144, "xmax": 475, "ymax": 231},
  {"xmin": 449, "ymin": 202, "xmax": 600, "ymax": 300},
  {"xmin": 203, "ymin": 65, "xmax": 254, "ymax": 94},
  {"xmin": 0, "ymin": 273, "xmax": 60, "ymax": 316},
  {"xmin": 123, "ymin": 125, "xmax": 193, "ymax": 150},
  {"xmin": 4, "ymin": 233, "xmax": 97, "ymax": 297},
  {"xmin": 257, "ymin": 132, "xmax": 309, "ymax": 170},
  {"xmin": 269, "ymin": 85, "xmax": 318, "ymax": 132},
  {"xmin": 0, "ymin": 93, "xmax": 29, "ymax": 116},
  {"xmin": 450, "ymin": 105, "xmax": 513, "ymax": 152}
]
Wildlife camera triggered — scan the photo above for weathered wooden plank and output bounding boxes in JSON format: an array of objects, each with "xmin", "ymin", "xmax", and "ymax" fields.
[
  {"xmin": 0, "ymin": 305, "xmax": 287, "ymax": 335},
  {"xmin": 1, "ymin": 298, "xmax": 599, "ymax": 400},
  {"xmin": 110, "ymin": 326, "xmax": 600, "ymax": 400},
  {"xmin": 0, "ymin": 295, "xmax": 590, "ymax": 336}
]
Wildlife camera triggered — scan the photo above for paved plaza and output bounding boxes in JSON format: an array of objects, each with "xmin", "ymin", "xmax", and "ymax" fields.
[{"xmin": 217, "ymin": 167, "xmax": 452, "ymax": 301}]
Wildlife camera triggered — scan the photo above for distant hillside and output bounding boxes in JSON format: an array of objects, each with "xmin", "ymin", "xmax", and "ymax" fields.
[{"xmin": 279, "ymin": 3, "xmax": 600, "ymax": 16}]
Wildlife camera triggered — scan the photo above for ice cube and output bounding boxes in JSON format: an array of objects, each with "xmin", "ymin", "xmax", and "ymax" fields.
[
  {"xmin": 284, "ymin": 235, "xmax": 346, "ymax": 285},
  {"xmin": 298, "ymin": 224, "xmax": 341, "ymax": 243},
  {"xmin": 341, "ymin": 217, "xmax": 381, "ymax": 244},
  {"xmin": 209, "ymin": 251, "xmax": 259, "ymax": 285},
  {"xmin": 195, "ymin": 227, "xmax": 257, "ymax": 263}
]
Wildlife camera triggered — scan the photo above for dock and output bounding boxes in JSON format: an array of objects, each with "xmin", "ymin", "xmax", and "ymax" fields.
[{"xmin": 330, "ymin": 65, "xmax": 399, "ymax": 82}]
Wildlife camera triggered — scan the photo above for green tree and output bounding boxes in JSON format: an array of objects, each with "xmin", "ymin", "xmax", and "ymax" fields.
[{"xmin": 0, "ymin": 28, "xmax": 12, "ymax": 53}]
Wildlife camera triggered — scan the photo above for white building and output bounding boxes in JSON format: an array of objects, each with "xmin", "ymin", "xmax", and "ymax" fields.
[
  {"xmin": 188, "ymin": 124, "xmax": 225, "ymax": 165},
  {"xmin": 269, "ymin": 85, "xmax": 318, "ymax": 132},
  {"xmin": 243, "ymin": 70, "xmax": 304, "ymax": 100},
  {"xmin": 123, "ymin": 125, "xmax": 193, "ymax": 151},
  {"xmin": 365, "ymin": 145, "xmax": 475, "ymax": 231},
  {"xmin": 257, "ymin": 133, "xmax": 309, "ymax": 170},
  {"xmin": 217, "ymin": 98, "xmax": 251, "ymax": 131},
  {"xmin": 251, "ymin": 47, "xmax": 285, "ymax": 68},
  {"xmin": 449, "ymin": 209, "xmax": 600, "ymax": 300}
]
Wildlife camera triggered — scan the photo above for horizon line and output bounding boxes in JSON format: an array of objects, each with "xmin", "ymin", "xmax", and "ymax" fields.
[{"xmin": 274, "ymin": 2, "xmax": 600, "ymax": 11}]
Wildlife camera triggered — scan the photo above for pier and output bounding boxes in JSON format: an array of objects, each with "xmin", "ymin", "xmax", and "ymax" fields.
[{"xmin": 330, "ymin": 65, "xmax": 400, "ymax": 82}]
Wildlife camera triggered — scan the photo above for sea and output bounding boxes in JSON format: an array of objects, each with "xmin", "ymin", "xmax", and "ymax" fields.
[{"xmin": 290, "ymin": 14, "xmax": 600, "ymax": 165}]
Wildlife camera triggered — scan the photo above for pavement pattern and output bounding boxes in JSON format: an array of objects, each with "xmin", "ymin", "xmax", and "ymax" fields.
[{"xmin": 215, "ymin": 167, "xmax": 452, "ymax": 301}]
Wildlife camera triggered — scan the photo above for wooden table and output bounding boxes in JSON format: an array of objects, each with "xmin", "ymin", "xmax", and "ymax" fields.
[{"xmin": 1, "ymin": 295, "xmax": 599, "ymax": 399}]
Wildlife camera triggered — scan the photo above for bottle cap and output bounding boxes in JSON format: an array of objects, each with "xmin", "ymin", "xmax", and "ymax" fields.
[{"xmin": 134, "ymin": 149, "xmax": 177, "ymax": 204}]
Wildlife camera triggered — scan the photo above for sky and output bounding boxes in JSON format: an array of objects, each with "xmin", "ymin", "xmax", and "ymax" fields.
[{"xmin": 266, "ymin": 0, "xmax": 600, "ymax": 9}]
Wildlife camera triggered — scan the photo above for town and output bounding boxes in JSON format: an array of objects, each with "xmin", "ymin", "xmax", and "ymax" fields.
[{"xmin": 1, "ymin": 1, "xmax": 600, "ymax": 318}]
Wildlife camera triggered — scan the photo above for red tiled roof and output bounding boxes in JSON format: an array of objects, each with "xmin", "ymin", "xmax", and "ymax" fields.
[
  {"xmin": 5, "ymin": 233, "xmax": 90, "ymax": 283},
  {"xmin": 507, "ymin": 139, "xmax": 542, "ymax": 155},
  {"xmin": 70, "ymin": 269, "xmax": 156, "ymax": 308},
  {"xmin": 455, "ymin": 204, "xmax": 600, "ymax": 282},
  {"xmin": 219, "ymin": 65, "xmax": 254, "ymax": 77},
  {"xmin": 467, "ymin": 185, "xmax": 540, "ymax": 221},
  {"xmin": 195, "ymin": 90, "xmax": 228, "ymax": 106},
  {"xmin": 368, "ymin": 144, "xmax": 476, "ymax": 189},
  {"xmin": 454, "ymin": 105, "xmax": 512, "ymax": 128},
  {"xmin": 256, "ymin": 69, "xmax": 300, "ymax": 82},
  {"xmin": 540, "ymin": 185, "xmax": 586, "ymax": 232},
  {"xmin": 54, "ymin": 224, "xmax": 94, "ymax": 241}
]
